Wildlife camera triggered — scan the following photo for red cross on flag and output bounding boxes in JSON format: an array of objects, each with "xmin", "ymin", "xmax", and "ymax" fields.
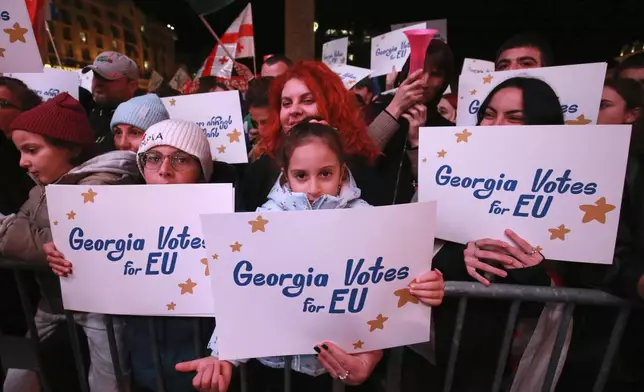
[{"xmin": 196, "ymin": 3, "xmax": 255, "ymax": 79}]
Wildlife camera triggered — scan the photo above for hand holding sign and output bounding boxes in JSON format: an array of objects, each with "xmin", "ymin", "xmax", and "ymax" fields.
[
  {"xmin": 315, "ymin": 342, "xmax": 382, "ymax": 385},
  {"xmin": 44, "ymin": 241, "xmax": 72, "ymax": 277},
  {"xmin": 401, "ymin": 104, "xmax": 427, "ymax": 148}
]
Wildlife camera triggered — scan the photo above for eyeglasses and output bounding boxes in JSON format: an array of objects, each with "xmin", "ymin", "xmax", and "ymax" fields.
[
  {"xmin": 0, "ymin": 100, "xmax": 20, "ymax": 110},
  {"xmin": 140, "ymin": 151, "xmax": 198, "ymax": 172}
]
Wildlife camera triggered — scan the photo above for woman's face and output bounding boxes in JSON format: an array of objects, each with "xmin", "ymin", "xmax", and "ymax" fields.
[
  {"xmin": 142, "ymin": 145, "xmax": 202, "ymax": 185},
  {"xmin": 598, "ymin": 86, "xmax": 640, "ymax": 125},
  {"xmin": 114, "ymin": 124, "xmax": 145, "ymax": 152},
  {"xmin": 12, "ymin": 130, "xmax": 77, "ymax": 185},
  {"xmin": 286, "ymin": 138, "xmax": 342, "ymax": 203},
  {"xmin": 438, "ymin": 98, "xmax": 456, "ymax": 122},
  {"xmin": 279, "ymin": 78, "xmax": 319, "ymax": 132},
  {"xmin": 479, "ymin": 87, "xmax": 525, "ymax": 126},
  {"xmin": 421, "ymin": 65, "xmax": 446, "ymax": 103}
]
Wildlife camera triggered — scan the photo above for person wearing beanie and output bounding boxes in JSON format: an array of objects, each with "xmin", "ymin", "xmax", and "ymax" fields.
[
  {"xmin": 1, "ymin": 92, "xmax": 138, "ymax": 392},
  {"xmin": 137, "ymin": 119, "xmax": 214, "ymax": 183},
  {"xmin": 123, "ymin": 119, "xmax": 216, "ymax": 391},
  {"xmin": 110, "ymin": 94, "xmax": 170, "ymax": 152}
]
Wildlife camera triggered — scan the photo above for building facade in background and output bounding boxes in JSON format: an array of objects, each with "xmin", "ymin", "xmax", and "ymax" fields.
[{"xmin": 41, "ymin": 0, "xmax": 177, "ymax": 82}]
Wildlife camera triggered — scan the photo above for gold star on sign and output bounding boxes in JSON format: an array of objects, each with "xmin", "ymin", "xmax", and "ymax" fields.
[
  {"xmin": 169, "ymin": 98, "xmax": 176, "ymax": 106},
  {"xmin": 353, "ymin": 340, "xmax": 364, "ymax": 350},
  {"xmin": 230, "ymin": 241, "xmax": 242, "ymax": 252},
  {"xmin": 367, "ymin": 314, "xmax": 388, "ymax": 332},
  {"xmin": 455, "ymin": 129, "xmax": 472, "ymax": 143},
  {"xmin": 4, "ymin": 23, "xmax": 29, "ymax": 44},
  {"xmin": 212, "ymin": 254, "xmax": 219, "ymax": 260},
  {"xmin": 81, "ymin": 188, "xmax": 98, "ymax": 203},
  {"xmin": 422, "ymin": 157, "xmax": 428, "ymax": 163},
  {"xmin": 53, "ymin": 220, "xmax": 59, "ymax": 226},
  {"xmin": 178, "ymin": 278, "xmax": 197, "ymax": 295},
  {"xmin": 166, "ymin": 302, "xmax": 176, "ymax": 311},
  {"xmin": 248, "ymin": 215, "xmax": 269, "ymax": 233},
  {"xmin": 469, "ymin": 89, "xmax": 477, "ymax": 95},
  {"xmin": 534, "ymin": 246, "xmax": 543, "ymax": 253},
  {"xmin": 0, "ymin": 48, "xmax": 5, "ymax": 57},
  {"xmin": 482, "ymin": 74, "xmax": 493, "ymax": 84},
  {"xmin": 579, "ymin": 197, "xmax": 616, "ymax": 224},
  {"xmin": 217, "ymin": 145, "xmax": 226, "ymax": 154},
  {"xmin": 348, "ymin": 79, "xmax": 356, "ymax": 86},
  {"xmin": 564, "ymin": 114, "xmax": 592, "ymax": 125},
  {"xmin": 437, "ymin": 149, "xmax": 447, "ymax": 158},
  {"xmin": 394, "ymin": 288, "xmax": 420, "ymax": 308},
  {"xmin": 548, "ymin": 224, "xmax": 571, "ymax": 241},
  {"xmin": 67, "ymin": 210, "xmax": 76, "ymax": 220},
  {"xmin": 200, "ymin": 258, "xmax": 210, "ymax": 276},
  {"xmin": 227, "ymin": 129, "xmax": 242, "ymax": 143}
]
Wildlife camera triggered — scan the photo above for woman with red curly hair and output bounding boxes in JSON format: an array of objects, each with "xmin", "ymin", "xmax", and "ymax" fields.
[{"xmin": 237, "ymin": 61, "xmax": 389, "ymax": 211}]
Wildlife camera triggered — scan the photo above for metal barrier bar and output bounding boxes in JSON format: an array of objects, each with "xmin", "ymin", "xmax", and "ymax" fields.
[
  {"xmin": 593, "ymin": 305, "xmax": 631, "ymax": 392},
  {"xmin": 64, "ymin": 309, "xmax": 89, "ymax": 392},
  {"xmin": 491, "ymin": 299, "xmax": 521, "ymax": 392},
  {"xmin": 104, "ymin": 315, "xmax": 126, "ymax": 392},
  {"xmin": 148, "ymin": 318, "xmax": 166, "ymax": 392},
  {"xmin": 13, "ymin": 270, "xmax": 51, "ymax": 392},
  {"xmin": 1, "ymin": 255, "xmax": 637, "ymax": 392},
  {"xmin": 542, "ymin": 303, "xmax": 575, "ymax": 392},
  {"xmin": 445, "ymin": 282, "xmax": 629, "ymax": 306},
  {"xmin": 283, "ymin": 356, "xmax": 292, "ymax": 392},
  {"xmin": 442, "ymin": 296, "xmax": 468, "ymax": 392}
]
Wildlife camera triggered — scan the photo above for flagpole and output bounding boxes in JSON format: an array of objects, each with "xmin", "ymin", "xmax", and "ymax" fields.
[
  {"xmin": 45, "ymin": 21, "xmax": 62, "ymax": 67},
  {"xmin": 198, "ymin": 14, "xmax": 237, "ymax": 65},
  {"xmin": 252, "ymin": 55, "xmax": 257, "ymax": 76}
]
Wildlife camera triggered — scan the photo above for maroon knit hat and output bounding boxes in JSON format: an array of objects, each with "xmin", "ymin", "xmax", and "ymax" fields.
[{"xmin": 11, "ymin": 92, "xmax": 94, "ymax": 148}]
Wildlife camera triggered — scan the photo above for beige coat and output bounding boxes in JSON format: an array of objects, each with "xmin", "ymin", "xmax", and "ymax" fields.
[{"xmin": 0, "ymin": 150, "xmax": 140, "ymax": 313}]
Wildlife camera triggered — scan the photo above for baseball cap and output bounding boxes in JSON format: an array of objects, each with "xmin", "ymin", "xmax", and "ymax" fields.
[{"xmin": 82, "ymin": 51, "xmax": 140, "ymax": 81}]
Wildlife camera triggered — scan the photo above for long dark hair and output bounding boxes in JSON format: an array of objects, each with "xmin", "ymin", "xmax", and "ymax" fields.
[
  {"xmin": 607, "ymin": 78, "xmax": 644, "ymax": 153},
  {"xmin": 395, "ymin": 39, "xmax": 455, "ymax": 101},
  {"xmin": 476, "ymin": 77, "xmax": 564, "ymax": 125}
]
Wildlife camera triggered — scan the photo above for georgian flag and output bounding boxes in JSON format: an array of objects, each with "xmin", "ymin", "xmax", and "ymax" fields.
[{"xmin": 195, "ymin": 4, "xmax": 255, "ymax": 79}]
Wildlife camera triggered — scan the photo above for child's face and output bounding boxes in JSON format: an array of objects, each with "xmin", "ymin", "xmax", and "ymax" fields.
[
  {"xmin": 12, "ymin": 130, "xmax": 77, "ymax": 185},
  {"xmin": 286, "ymin": 138, "xmax": 343, "ymax": 203}
]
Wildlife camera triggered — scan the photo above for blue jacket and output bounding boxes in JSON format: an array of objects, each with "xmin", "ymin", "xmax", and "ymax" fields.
[{"xmin": 209, "ymin": 171, "xmax": 370, "ymax": 376}]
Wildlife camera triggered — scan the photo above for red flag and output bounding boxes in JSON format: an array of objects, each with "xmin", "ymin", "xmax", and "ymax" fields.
[{"xmin": 24, "ymin": 0, "xmax": 48, "ymax": 44}]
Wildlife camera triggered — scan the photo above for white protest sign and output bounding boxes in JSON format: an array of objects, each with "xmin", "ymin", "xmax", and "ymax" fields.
[
  {"xmin": 461, "ymin": 58, "xmax": 495, "ymax": 75},
  {"xmin": 391, "ymin": 19, "xmax": 447, "ymax": 42},
  {"xmin": 456, "ymin": 63, "xmax": 607, "ymax": 126},
  {"xmin": 0, "ymin": 0, "xmax": 43, "ymax": 73},
  {"xmin": 332, "ymin": 65, "xmax": 372, "ymax": 90},
  {"xmin": 161, "ymin": 91, "xmax": 248, "ymax": 164},
  {"xmin": 200, "ymin": 203, "xmax": 436, "ymax": 360},
  {"xmin": 417, "ymin": 125, "xmax": 631, "ymax": 264},
  {"xmin": 47, "ymin": 184, "xmax": 235, "ymax": 316},
  {"xmin": 370, "ymin": 22, "xmax": 426, "ymax": 77},
  {"xmin": 5, "ymin": 67, "xmax": 80, "ymax": 100},
  {"xmin": 322, "ymin": 37, "xmax": 348, "ymax": 67},
  {"xmin": 77, "ymin": 69, "xmax": 93, "ymax": 91}
]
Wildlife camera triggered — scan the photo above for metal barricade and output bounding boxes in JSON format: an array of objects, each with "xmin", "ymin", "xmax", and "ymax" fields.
[{"xmin": 0, "ymin": 255, "xmax": 636, "ymax": 392}]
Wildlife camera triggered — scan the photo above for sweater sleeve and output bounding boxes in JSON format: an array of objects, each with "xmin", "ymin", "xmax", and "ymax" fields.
[
  {"xmin": 0, "ymin": 197, "xmax": 51, "ymax": 263},
  {"xmin": 367, "ymin": 110, "xmax": 400, "ymax": 150}
]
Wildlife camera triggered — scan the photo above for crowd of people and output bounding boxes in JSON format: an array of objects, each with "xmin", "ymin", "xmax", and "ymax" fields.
[{"xmin": 0, "ymin": 31, "xmax": 643, "ymax": 392}]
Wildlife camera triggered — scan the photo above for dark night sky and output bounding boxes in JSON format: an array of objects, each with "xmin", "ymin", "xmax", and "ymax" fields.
[{"xmin": 134, "ymin": 0, "xmax": 644, "ymax": 73}]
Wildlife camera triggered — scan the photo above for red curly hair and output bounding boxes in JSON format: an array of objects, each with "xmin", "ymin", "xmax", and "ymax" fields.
[{"xmin": 253, "ymin": 61, "xmax": 380, "ymax": 162}]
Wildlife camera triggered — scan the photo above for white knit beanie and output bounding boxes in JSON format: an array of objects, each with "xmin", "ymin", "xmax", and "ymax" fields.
[{"xmin": 137, "ymin": 119, "xmax": 213, "ymax": 181}]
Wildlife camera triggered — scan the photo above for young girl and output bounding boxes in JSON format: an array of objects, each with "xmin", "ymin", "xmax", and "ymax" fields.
[
  {"xmin": 0, "ymin": 92, "xmax": 139, "ymax": 392},
  {"xmin": 176, "ymin": 117, "xmax": 445, "ymax": 392}
]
